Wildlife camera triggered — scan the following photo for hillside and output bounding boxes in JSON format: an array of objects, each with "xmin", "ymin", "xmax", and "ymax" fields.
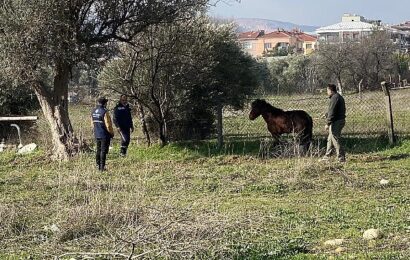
[{"xmin": 235, "ymin": 18, "xmax": 319, "ymax": 33}]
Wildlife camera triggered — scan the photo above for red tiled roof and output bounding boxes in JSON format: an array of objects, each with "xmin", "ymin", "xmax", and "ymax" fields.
[
  {"xmin": 294, "ymin": 33, "xmax": 317, "ymax": 42},
  {"xmin": 262, "ymin": 31, "xmax": 292, "ymax": 38},
  {"xmin": 238, "ymin": 30, "xmax": 317, "ymax": 42},
  {"xmin": 238, "ymin": 31, "xmax": 264, "ymax": 40}
]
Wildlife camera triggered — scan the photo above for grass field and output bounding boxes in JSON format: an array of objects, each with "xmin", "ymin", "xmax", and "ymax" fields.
[
  {"xmin": 1, "ymin": 90, "xmax": 409, "ymax": 259},
  {"xmin": 1, "ymin": 136, "xmax": 410, "ymax": 259}
]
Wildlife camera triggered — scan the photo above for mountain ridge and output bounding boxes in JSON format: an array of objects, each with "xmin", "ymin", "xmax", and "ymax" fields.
[{"xmin": 234, "ymin": 18, "xmax": 320, "ymax": 34}]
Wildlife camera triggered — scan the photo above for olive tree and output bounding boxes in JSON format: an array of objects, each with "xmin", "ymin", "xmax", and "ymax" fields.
[
  {"xmin": 99, "ymin": 18, "xmax": 259, "ymax": 146},
  {"xmin": 0, "ymin": 0, "xmax": 207, "ymax": 160}
]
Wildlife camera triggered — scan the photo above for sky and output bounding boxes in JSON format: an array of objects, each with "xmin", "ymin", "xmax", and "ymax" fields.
[{"xmin": 209, "ymin": 0, "xmax": 410, "ymax": 26}]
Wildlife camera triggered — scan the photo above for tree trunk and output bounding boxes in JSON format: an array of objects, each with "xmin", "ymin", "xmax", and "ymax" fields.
[
  {"xmin": 158, "ymin": 121, "xmax": 167, "ymax": 147},
  {"xmin": 337, "ymin": 76, "xmax": 343, "ymax": 95},
  {"xmin": 137, "ymin": 102, "xmax": 151, "ymax": 147},
  {"xmin": 34, "ymin": 62, "xmax": 78, "ymax": 160},
  {"xmin": 216, "ymin": 104, "xmax": 224, "ymax": 149}
]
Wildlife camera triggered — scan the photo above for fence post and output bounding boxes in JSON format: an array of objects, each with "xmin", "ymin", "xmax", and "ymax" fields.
[
  {"xmin": 381, "ymin": 81, "xmax": 396, "ymax": 145},
  {"xmin": 216, "ymin": 104, "xmax": 224, "ymax": 149},
  {"xmin": 358, "ymin": 79, "xmax": 363, "ymax": 100}
]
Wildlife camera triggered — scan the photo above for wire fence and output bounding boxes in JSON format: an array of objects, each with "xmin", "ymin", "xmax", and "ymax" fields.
[{"xmin": 223, "ymin": 88, "xmax": 410, "ymax": 140}]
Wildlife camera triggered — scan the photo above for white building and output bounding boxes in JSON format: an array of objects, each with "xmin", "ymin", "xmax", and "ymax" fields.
[
  {"xmin": 316, "ymin": 14, "xmax": 410, "ymax": 52},
  {"xmin": 316, "ymin": 14, "xmax": 377, "ymax": 43}
]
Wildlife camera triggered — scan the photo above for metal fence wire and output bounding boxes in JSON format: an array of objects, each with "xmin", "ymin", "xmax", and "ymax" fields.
[{"xmin": 223, "ymin": 88, "xmax": 410, "ymax": 139}]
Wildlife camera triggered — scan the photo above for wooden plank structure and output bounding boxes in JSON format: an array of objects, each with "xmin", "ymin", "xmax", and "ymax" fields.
[
  {"xmin": 0, "ymin": 116, "xmax": 38, "ymax": 122},
  {"xmin": 0, "ymin": 116, "xmax": 39, "ymax": 150}
]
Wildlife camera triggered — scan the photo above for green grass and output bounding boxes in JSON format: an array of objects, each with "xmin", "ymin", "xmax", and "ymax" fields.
[
  {"xmin": 1, "ymin": 138, "xmax": 409, "ymax": 259},
  {"xmin": 1, "ymin": 91, "xmax": 409, "ymax": 259}
]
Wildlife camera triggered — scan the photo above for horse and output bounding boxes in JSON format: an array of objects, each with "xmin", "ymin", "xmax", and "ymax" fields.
[{"xmin": 249, "ymin": 99, "xmax": 313, "ymax": 152}]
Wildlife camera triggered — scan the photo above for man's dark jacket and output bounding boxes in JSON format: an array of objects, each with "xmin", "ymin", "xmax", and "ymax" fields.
[
  {"xmin": 113, "ymin": 103, "xmax": 133, "ymax": 130},
  {"xmin": 327, "ymin": 93, "xmax": 346, "ymax": 125}
]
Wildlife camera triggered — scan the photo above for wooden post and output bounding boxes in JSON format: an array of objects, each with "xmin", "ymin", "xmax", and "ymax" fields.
[
  {"xmin": 381, "ymin": 81, "xmax": 396, "ymax": 144},
  {"xmin": 358, "ymin": 79, "xmax": 363, "ymax": 100},
  {"xmin": 216, "ymin": 104, "xmax": 224, "ymax": 149}
]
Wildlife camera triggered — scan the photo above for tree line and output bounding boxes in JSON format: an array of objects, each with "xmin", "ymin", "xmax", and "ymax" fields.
[{"xmin": 260, "ymin": 31, "xmax": 410, "ymax": 95}]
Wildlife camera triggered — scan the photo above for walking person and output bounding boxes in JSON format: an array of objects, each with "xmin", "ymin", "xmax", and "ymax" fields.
[
  {"xmin": 320, "ymin": 84, "xmax": 346, "ymax": 163},
  {"xmin": 92, "ymin": 97, "xmax": 114, "ymax": 171},
  {"xmin": 113, "ymin": 95, "xmax": 134, "ymax": 157}
]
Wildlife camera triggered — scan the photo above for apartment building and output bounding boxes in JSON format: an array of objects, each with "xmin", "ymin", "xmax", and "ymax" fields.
[{"xmin": 238, "ymin": 29, "xmax": 317, "ymax": 57}]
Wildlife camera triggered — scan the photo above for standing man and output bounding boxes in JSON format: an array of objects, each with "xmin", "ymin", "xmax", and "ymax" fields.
[
  {"xmin": 92, "ymin": 97, "xmax": 114, "ymax": 171},
  {"xmin": 321, "ymin": 84, "xmax": 346, "ymax": 163},
  {"xmin": 113, "ymin": 95, "xmax": 134, "ymax": 157}
]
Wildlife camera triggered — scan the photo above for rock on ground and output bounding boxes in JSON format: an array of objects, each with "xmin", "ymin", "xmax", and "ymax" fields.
[
  {"xmin": 363, "ymin": 228, "xmax": 382, "ymax": 240},
  {"xmin": 324, "ymin": 239, "xmax": 344, "ymax": 246}
]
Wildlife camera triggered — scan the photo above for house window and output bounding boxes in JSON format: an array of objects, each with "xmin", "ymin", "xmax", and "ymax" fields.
[
  {"xmin": 242, "ymin": 42, "xmax": 253, "ymax": 49},
  {"xmin": 264, "ymin": 43, "xmax": 272, "ymax": 49},
  {"xmin": 306, "ymin": 44, "xmax": 313, "ymax": 49}
]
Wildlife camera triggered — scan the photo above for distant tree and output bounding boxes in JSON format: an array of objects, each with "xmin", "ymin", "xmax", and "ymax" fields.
[
  {"xmin": 266, "ymin": 59, "xmax": 289, "ymax": 94},
  {"xmin": 314, "ymin": 42, "xmax": 354, "ymax": 94},
  {"xmin": 315, "ymin": 31, "xmax": 396, "ymax": 92},
  {"xmin": 352, "ymin": 31, "xmax": 395, "ymax": 89},
  {"xmin": 0, "ymin": 0, "xmax": 207, "ymax": 160},
  {"xmin": 393, "ymin": 53, "xmax": 410, "ymax": 83},
  {"xmin": 253, "ymin": 60, "xmax": 274, "ymax": 95},
  {"xmin": 283, "ymin": 55, "xmax": 319, "ymax": 93}
]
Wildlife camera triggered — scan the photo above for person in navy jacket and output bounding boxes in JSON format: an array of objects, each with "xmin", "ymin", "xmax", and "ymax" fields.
[
  {"xmin": 113, "ymin": 95, "xmax": 134, "ymax": 156},
  {"xmin": 91, "ymin": 97, "xmax": 114, "ymax": 171}
]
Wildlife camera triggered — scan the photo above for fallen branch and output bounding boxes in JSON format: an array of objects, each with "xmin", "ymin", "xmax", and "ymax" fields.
[{"xmin": 56, "ymin": 252, "xmax": 128, "ymax": 259}]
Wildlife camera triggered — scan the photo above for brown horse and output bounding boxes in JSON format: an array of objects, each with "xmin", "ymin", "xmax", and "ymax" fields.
[{"xmin": 249, "ymin": 99, "xmax": 313, "ymax": 150}]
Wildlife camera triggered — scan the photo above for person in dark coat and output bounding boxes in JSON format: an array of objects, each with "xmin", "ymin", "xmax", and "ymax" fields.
[
  {"xmin": 320, "ymin": 84, "xmax": 346, "ymax": 163},
  {"xmin": 113, "ymin": 95, "xmax": 134, "ymax": 156},
  {"xmin": 91, "ymin": 97, "xmax": 114, "ymax": 171}
]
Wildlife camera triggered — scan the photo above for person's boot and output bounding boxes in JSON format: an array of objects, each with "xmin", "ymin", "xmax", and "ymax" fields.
[
  {"xmin": 99, "ymin": 161, "xmax": 106, "ymax": 172},
  {"xmin": 120, "ymin": 147, "xmax": 127, "ymax": 157}
]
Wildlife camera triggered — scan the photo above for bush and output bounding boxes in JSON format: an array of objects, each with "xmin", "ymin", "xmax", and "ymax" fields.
[{"xmin": 0, "ymin": 82, "xmax": 39, "ymax": 115}]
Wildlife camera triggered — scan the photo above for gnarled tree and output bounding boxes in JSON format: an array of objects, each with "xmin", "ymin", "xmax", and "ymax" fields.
[{"xmin": 0, "ymin": 0, "xmax": 206, "ymax": 160}]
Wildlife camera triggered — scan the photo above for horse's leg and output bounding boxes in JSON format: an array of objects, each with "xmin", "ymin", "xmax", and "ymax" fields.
[
  {"xmin": 293, "ymin": 131, "xmax": 305, "ymax": 156},
  {"xmin": 300, "ymin": 127, "xmax": 313, "ymax": 156},
  {"xmin": 271, "ymin": 132, "xmax": 280, "ymax": 146}
]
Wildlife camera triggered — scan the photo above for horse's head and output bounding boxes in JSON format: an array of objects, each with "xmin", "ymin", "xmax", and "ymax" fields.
[{"xmin": 249, "ymin": 99, "xmax": 267, "ymax": 120}]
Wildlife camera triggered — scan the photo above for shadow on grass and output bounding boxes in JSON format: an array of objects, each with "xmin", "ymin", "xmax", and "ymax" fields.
[{"xmin": 171, "ymin": 135, "xmax": 405, "ymax": 158}]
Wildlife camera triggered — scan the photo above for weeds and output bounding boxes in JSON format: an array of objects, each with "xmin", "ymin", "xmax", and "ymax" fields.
[{"xmin": 0, "ymin": 139, "xmax": 409, "ymax": 258}]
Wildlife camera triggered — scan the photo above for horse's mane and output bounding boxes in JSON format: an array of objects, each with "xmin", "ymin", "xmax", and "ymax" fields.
[{"xmin": 254, "ymin": 99, "xmax": 285, "ymax": 114}]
